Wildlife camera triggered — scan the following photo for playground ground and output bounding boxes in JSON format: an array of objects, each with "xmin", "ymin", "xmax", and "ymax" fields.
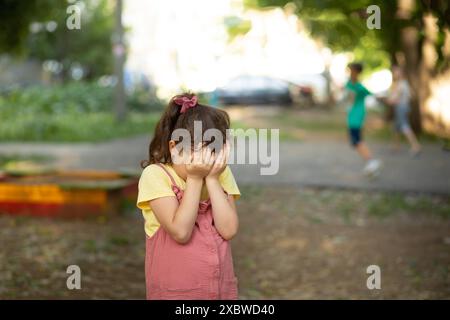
[
  {"xmin": 0, "ymin": 107, "xmax": 449, "ymax": 299},
  {"xmin": 0, "ymin": 185, "xmax": 448, "ymax": 299}
]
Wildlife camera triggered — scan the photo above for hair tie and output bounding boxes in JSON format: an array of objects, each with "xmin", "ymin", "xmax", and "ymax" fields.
[{"xmin": 174, "ymin": 95, "xmax": 198, "ymax": 113}]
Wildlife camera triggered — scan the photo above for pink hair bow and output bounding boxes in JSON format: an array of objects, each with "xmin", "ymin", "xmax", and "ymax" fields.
[{"xmin": 174, "ymin": 95, "xmax": 198, "ymax": 113}]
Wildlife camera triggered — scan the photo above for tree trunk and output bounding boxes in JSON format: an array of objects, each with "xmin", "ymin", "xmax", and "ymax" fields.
[
  {"xmin": 398, "ymin": 0, "xmax": 422, "ymax": 134},
  {"xmin": 113, "ymin": 0, "xmax": 126, "ymax": 122},
  {"xmin": 418, "ymin": 13, "xmax": 439, "ymax": 133}
]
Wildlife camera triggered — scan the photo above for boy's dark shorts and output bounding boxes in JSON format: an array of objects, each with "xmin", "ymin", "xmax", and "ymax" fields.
[{"xmin": 348, "ymin": 127, "xmax": 362, "ymax": 147}]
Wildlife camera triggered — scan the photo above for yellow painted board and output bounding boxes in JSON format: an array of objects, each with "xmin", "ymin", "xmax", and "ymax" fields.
[{"xmin": 0, "ymin": 184, "xmax": 107, "ymax": 205}]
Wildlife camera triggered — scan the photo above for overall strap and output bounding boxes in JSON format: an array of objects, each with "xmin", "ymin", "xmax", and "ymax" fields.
[{"xmin": 156, "ymin": 163, "xmax": 178, "ymax": 188}]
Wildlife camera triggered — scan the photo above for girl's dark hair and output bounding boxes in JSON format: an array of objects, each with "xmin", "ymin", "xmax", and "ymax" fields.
[{"xmin": 141, "ymin": 93, "xmax": 230, "ymax": 168}]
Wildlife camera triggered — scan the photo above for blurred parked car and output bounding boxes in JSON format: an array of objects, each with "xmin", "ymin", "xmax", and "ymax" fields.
[{"xmin": 214, "ymin": 75, "xmax": 293, "ymax": 106}]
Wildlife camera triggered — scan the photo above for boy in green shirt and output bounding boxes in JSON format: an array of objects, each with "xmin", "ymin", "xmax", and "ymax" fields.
[{"xmin": 345, "ymin": 63, "xmax": 382, "ymax": 176}]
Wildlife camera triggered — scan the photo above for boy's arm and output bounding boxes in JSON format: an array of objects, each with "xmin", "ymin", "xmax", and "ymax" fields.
[
  {"xmin": 359, "ymin": 83, "xmax": 372, "ymax": 97},
  {"xmin": 385, "ymin": 86, "xmax": 400, "ymax": 106}
]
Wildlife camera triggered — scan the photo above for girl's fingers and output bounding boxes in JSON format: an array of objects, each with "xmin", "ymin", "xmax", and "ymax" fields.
[
  {"xmin": 223, "ymin": 143, "xmax": 230, "ymax": 165},
  {"xmin": 213, "ymin": 149, "xmax": 226, "ymax": 172},
  {"xmin": 192, "ymin": 151, "xmax": 200, "ymax": 164},
  {"xmin": 220, "ymin": 144, "xmax": 229, "ymax": 164},
  {"xmin": 215, "ymin": 148, "xmax": 224, "ymax": 165},
  {"xmin": 204, "ymin": 147, "xmax": 213, "ymax": 165},
  {"xmin": 209, "ymin": 148, "xmax": 215, "ymax": 164},
  {"xmin": 194, "ymin": 142, "xmax": 203, "ymax": 152},
  {"xmin": 192, "ymin": 143, "xmax": 203, "ymax": 163},
  {"xmin": 197, "ymin": 143, "xmax": 208, "ymax": 164},
  {"xmin": 187, "ymin": 149, "xmax": 195, "ymax": 165},
  {"xmin": 192, "ymin": 151, "xmax": 199, "ymax": 164},
  {"xmin": 208, "ymin": 152, "xmax": 216, "ymax": 166}
]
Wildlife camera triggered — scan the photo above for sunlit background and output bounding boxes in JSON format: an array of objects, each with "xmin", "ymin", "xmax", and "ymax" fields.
[{"xmin": 123, "ymin": 0, "xmax": 392, "ymax": 100}]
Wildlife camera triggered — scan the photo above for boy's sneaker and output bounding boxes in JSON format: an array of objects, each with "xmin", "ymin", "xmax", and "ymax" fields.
[
  {"xmin": 363, "ymin": 159, "xmax": 382, "ymax": 177},
  {"xmin": 410, "ymin": 147, "xmax": 422, "ymax": 158}
]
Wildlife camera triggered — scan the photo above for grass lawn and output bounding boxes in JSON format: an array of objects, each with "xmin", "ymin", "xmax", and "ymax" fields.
[
  {"xmin": 0, "ymin": 103, "xmax": 442, "ymax": 144},
  {"xmin": 0, "ymin": 112, "xmax": 161, "ymax": 143},
  {"xmin": 227, "ymin": 106, "xmax": 442, "ymax": 144},
  {"xmin": 0, "ymin": 82, "xmax": 165, "ymax": 143}
]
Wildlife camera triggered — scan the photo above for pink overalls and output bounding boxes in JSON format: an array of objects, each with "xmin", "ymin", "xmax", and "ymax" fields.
[{"xmin": 145, "ymin": 164, "xmax": 238, "ymax": 300}]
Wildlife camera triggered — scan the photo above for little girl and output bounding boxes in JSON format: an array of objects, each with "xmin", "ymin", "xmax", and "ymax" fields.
[{"xmin": 137, "ymin": 93, "xmax": 240, "ymax": 300}]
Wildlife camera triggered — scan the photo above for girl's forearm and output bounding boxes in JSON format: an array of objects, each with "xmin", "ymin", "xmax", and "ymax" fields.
[
  {"xmin": 171, "ymin": 177, "xmax": 203, "ymax": 243},
  {"xmin": 205, "ymin": 177, "xmax": 238, "ymax": 240}
]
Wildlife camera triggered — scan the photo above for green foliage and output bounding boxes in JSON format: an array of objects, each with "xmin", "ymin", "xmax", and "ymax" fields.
[
  {"xmin": 0, "ymin": 110, "xmax": 161, "ymax": 142},
  {"xmin": 254, "ymin": 0, "xmax": 449, "ymax": 72},
  {"xmin": 367, "ymin": 193, "xmax": 450, "ymax": 219},
  {"xmin": 224, "ymin": 16, "xmax": 252, "ymax": 41},
  {"xmin": 0, "ymin": 0, "xmax": 55, "ymax": 54},
  {"xmin": 127, "ymin": 87, "xmax": 165, "ymax": 113},
  {"xmin": 0, "ymin": 0, "xmax": 116, "ymax": 79},
  {"xmin": 0, "ymin": 82, "xmax": 164, "ymax": 142},
  {"xmin": 0, "ymin": 154, "xmax": 53, "ymax": 167},
  {"xmin": 253, "ymin": 0, "xmax": 395, "ymax": 71},
  {"xmin": 2, "ymin": 82, "xmax": 113, "ymax": 114},
  {"xmin": 27, "ymin": 0, "xmax": 115, "ymax": 79},
  {"xmin": 353, "ymin": 32, "xmax": 391, "ymax": 74}
]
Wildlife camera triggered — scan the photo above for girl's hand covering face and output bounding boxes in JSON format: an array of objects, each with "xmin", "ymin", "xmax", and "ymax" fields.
[
  {"xmin": 207, "ymin": 143, "xmax": 230, "ymax": 180},
  {"xmin": 185, "ymin": 144, "xmax": 215, "ymax": 180}
]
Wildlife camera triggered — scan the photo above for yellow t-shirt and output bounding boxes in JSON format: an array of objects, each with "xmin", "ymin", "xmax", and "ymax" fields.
[{"xmin": 136, "ymin": 164, "xmax": 241, "ymax": 237}]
